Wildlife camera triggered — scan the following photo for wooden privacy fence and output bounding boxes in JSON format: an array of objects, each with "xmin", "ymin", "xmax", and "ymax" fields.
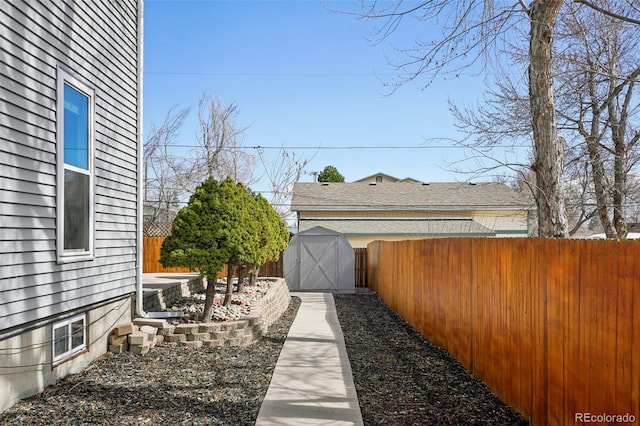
[
  {"xmin": 354, "ymin": 247, "xmax": 367, "ymax": 288},
  {"xmin": 144, "ymin": 237, "xmax": 368, "ymax": 286},
  {"xmin": 367, "ymin": 238, "xmax": 640, "ymax": 426},
  {"xmin": 143, "ymin": 237, "xmax": 226, "ymax": 277},
  {"xmin": 143, "ymin": 237, "xmax": 192, "ymax": 274}
]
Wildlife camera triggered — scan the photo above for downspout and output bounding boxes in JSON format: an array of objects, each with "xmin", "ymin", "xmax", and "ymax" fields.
[
  {"xmin": 135, "ymin": 1, "xmax": 182, "ymax": 319},
  {"xmin": 135, "ymin": 0, "xmax": 146, "ymax": 318}
]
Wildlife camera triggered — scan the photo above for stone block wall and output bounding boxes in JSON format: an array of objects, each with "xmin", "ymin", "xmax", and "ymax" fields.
[
  {"xmin": 155, "ymin": 278, "xmax": 291, "ymax": 348},
  {"xmin": 143, "ymin": 276, "xmax": 205, "ymax": 312},
  {"xmin": 246, "ymin": 279, "xmax": 290, "ymax": 333}
]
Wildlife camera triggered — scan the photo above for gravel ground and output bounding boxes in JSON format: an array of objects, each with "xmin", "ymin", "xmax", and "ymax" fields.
[
  {"xmin": 0, "ymin": 297, "xmax": 301, "ymax": 426},
  {"xmin": 335, "ymin": 293, "xmax": 530, "ymax": 425},
  {"xmin": 1, "ymin": 292, "xmax": 529, "ymax": 425}
]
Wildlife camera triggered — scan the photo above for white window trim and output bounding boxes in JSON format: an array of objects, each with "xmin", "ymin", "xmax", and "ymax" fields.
[
  {"xmin": 56, "ymin": 67, "xmax": 96, "ymax": 263},
  {"xmin": 52, "ymin": 313, "xmax": 87, "ymax": 364}
]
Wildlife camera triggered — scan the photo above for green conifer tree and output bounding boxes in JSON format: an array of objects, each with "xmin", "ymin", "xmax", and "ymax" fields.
[{"xmin": 318, "ymin": 165, "xmax": 345, "ymax": 182}]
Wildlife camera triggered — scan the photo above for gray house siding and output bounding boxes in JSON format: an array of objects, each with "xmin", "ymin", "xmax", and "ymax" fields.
[{"xmin": 1, "ymin": 0, "xmax": 139, "ymax": 331}]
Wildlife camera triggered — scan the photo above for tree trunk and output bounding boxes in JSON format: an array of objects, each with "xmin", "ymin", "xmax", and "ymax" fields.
[
  {"xmin": 586, "ymin": 134, "xmax": 616, "ymax": 238},
  {"xmin": 237, "ymin": 264, "xmax": 247, "ymax": 294},
  {"xmin": 223, "ymin": 264, "xmax": 235, "ymax": 307},
  {"xmin": 202, "ymin": 276, "xmax": 216, "ymax": 322},
  {"xmin": 529, "ymin": 0, "xmax": 568, "ymax": 237},
  {"xmin": 613, "ymin": 150, "xmax": 627, "ymax": 238},
  {"xmin": 582, "ymin": 74, "xmax": 616, "ymax": 238},
  {"xmin": 609, "ymin": 80, "xmax": 633, "ymax": 238},
  {"xmin": 249, "ymin": 263, "xmax": 258, "ymax": 286}
]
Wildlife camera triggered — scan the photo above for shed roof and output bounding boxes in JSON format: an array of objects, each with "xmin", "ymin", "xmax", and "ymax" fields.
[
  {"xmin": 296, "ymin": 225, "xmax": 344, "ymax": 236},
  {"xmin": 291, "ymin": 182, "xmax": 534, "ymax": 212}
]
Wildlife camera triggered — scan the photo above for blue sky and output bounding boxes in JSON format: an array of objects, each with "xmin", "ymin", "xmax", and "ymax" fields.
[{"xmin": 143, "ymin": 0, "xmax": 523, "ymax": 194}]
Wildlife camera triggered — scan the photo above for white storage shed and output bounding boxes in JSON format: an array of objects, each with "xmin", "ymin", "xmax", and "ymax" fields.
[{"xmin": 283, "ymin": 226, "xmax": 355, "ymax": 293}]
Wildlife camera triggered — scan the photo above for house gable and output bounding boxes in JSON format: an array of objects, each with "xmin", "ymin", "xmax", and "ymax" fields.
[{"xmin": 353, "ymin": 172, "xmax": 422, "ymax": 184}]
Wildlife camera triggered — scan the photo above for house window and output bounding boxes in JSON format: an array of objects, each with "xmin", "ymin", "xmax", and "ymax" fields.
[
  {"xmin": 52, "ymin": 314, "xmax": 87, "ymax": 363},
  {"xmin": 56, "ymin": 68, "xmax": 95, "ymax": 261},
  {"xmin": 376, "ymin": 176, "xmax": 382, "ymax": 183}
]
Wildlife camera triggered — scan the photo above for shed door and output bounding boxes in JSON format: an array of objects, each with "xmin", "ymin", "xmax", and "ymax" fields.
[{"xmin": 299, "ymin": 235, "xmax": 338, "ymax": 290}]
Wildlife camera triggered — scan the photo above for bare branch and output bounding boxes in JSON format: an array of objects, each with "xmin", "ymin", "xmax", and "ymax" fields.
[
  {"xmin": 257, "ymin": 147, "xmax": 315, "ymax": 223},
  {"xmin": 573, "ymin": 0, "xmax": 640, "ymax": 25}
]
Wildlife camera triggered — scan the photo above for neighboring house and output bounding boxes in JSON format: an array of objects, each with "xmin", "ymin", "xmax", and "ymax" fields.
[
  {"xmin": 143, "ymin": 202, "xmax": 181, "ymax": 225},
  {"xmin": 143, "ymin": 202, "xmax": 181, "ymax": 237},
  {"xmin": 1, "ymin": 0, "xmax": 143, "ymax": 412},
  {"xmin": 291, "ymin": 175, "xmax": 534, "ymax": 248},
  {"xmin": 588, "ymin": 233, "xmax": 640, "ymax": 239},
  {"xmin": 353, "ymin": 172, "xmax": 421, "ymax": 184},
  {"xmin": 587, "ymin": 223, "xmax": 640, "ymax": 239}
]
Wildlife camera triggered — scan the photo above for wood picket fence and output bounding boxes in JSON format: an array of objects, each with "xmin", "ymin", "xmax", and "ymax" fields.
[{"xmin": 367, "ymin": 238, "xmax": 640, "ymax": 426}]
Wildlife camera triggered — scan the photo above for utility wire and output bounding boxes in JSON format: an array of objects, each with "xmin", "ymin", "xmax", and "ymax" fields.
[
  {"xmin": 145, "ymin": 71, "xmax": 396, "ymax": 77},
  {"xmin": 158, "ymin": 144, "xmax": 530, "ymax": 150}
]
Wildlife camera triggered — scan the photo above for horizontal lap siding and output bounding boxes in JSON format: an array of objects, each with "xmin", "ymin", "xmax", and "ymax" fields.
[{"xmin": 0, "ymin": 0, "xmax": 139, "ymax": 331}]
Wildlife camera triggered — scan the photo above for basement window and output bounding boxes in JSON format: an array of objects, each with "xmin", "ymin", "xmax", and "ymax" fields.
[{"xmin": 52, "ymin": 314, "xmax": 87, "ymax": 363}]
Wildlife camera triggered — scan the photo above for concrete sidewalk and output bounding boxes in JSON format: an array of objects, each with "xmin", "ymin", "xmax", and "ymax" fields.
[{"xmin": 255, "ymin": 292, "xmax": 364, "ymax": 426}]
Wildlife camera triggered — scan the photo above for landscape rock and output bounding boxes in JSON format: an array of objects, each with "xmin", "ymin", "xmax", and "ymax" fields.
[
  {"xmin": 128, "ymin": 331, "xmax": 148, "ymax": 346},
  {"xmin": 113, "ymin": 323, "xmax": 137, "ymax": 336}
]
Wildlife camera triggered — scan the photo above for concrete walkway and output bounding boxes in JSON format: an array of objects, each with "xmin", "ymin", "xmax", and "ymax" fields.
[{"xmin": 255, "ymin": 292, "xmax": 364, "ymax": 426}]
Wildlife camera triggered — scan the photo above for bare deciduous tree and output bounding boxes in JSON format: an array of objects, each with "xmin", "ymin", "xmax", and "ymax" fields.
[
  {"xmin": 348, "ymin": 0, "xmax": 640, "ymax": 237},
  {"xmin": 346, "ymin": 1, "xmax": 568, "ymax": 236},
  {"xmin": 145, "ymin": 91, "xmax": 258, "ymax": 195},
  {"xmin": 257, "ymin": 148, "xmax": 312, "ymax": 224},
  {"xmin": 551, "ymin": 1, "xmax": 640, "ymax": 238},
  {"xmin": 185, "ymin": 91, "xmax": 256, "ymax": 187},
  {"xmin": 144, "ymin": 106, "xmax": 190, "ymax": 225},
  {"xmin": 144, "ymin": 91, "xmax": 260, "ymax": 232},
  {"xmin": 450, "ymin": 1, "xmax": 640, "ymax": 238}
]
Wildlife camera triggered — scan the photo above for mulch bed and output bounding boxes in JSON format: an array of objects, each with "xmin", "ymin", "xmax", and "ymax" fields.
[
  {"xmin": 1, "ymin": 293, "xmax": 530, "ymax": 425},
  {"xmin": 335, "ymin": 293, "xmax": 530, "ymax": 425}
]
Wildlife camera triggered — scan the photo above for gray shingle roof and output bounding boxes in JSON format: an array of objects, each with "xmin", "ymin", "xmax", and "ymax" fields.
[
  {"xmin": 299, "ymin": 218, "xmax": 496, "ymax": 236},
  {"xmin": 291, "ymin": 182, "xmax": 534, "ymax": 211}
]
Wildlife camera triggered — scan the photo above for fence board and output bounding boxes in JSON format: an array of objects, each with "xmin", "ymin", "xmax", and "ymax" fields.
[
  {"xmin": 258, "ymin": 257, "xmax": 283, "ymax": 277},
  {"xmin": 143, "ymin": 237, "xmax": 226, "ymax": 277},
  {"xmin": 562, "ymin": 239, "xmax": 581, "ymax": 425},
  {"xmin": 575, "ymin": 240, "xmax": 598, "ymax": 420},
  {"xmin": 545, "ymin": 239, "xmax": 565, "ymax": 425},
  {"xmin": 354, "ymin": 247, "xmax": 368, "ymax": 288},
  {"xmin": 631, "ymin": 243, "xmax": 640, "ymax": 426},
  {"xmin": 530, "ymin": 238, "xmax": 547, "ymax": 426},
  {"xmin": 143, "ymin": 236, "xmax": 195, "ymax": 274},
  {"xmin": 367, "ymin": 237, "xmax": 640, "ymax": 426},
  {"xmin": 616, "ymin": 241, "xmax": 635, "ymax": 418},
  {"xmin": 597, "ymin": 243, "xmax": 618, "ymax": 418},
  {"xmin": 419, "ymin": 240, "xmax": 434, "ymax": 342}
]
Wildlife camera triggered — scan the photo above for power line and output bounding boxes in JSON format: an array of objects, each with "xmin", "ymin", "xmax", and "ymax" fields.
[
  {"xmin": 144, "ymin": 71, "xmax": 396, "ymax": 77},
  {"xmin": 155, "ymin": 144, "xmax": 530, "ymax": 150},
  {"xmin": 252, "ymin": 144, "xmax": 530, "ymax": 150}
]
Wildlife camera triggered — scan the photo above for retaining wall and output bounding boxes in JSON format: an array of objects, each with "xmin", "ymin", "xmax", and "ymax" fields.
[
  {"xmin": 143, "ymin": 275, "xmax": 205, "ymax": 312},
  {"xmin": 142, "ymin": 278, "xmax": 291, "ymax": 348}
]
